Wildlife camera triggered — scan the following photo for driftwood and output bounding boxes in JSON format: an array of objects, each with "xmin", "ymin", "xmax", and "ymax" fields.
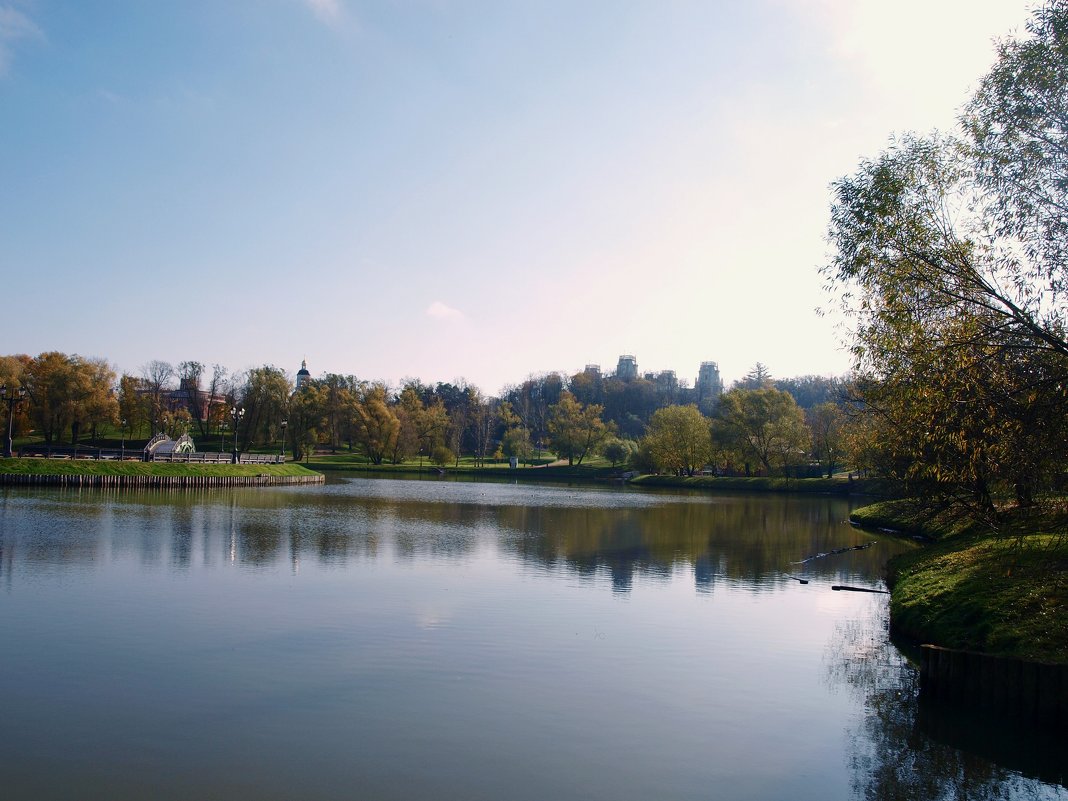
[
  {"xmin": 791, "ymin": 541, "xmax": 876, "ymax": 565},
  {"xmin": 831, "ymin": 585, "xmax": 889, "ymax": 594}
]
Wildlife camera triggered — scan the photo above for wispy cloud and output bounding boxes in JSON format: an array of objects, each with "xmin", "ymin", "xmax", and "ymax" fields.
[
  {"xmin": 426, "ymin": 301, "xmax": 466, "ymax": 322},
  {"xmin": 302, "ymin": 0, "xmax": 343, "ymax": 25},
  {"xmin": 0, "ymin": 5, "xmax": 42, "ymax": 77}
]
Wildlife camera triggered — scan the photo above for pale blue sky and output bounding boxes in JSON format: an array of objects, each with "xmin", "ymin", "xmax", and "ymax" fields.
[{"xmin": 1, "ymin": 0, "xmax": 1034, "ymax": 392}]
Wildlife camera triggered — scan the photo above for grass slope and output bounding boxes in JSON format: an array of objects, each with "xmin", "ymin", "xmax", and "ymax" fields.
[{"xmin": 854, "ymin": 499, "xmax": 1068, "ymax": 664}]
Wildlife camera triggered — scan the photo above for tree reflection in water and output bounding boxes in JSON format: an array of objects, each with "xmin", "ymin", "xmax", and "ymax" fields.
[{"xmin": 829, "ymin": 601, "xmax": 1067, "ymax": 800}]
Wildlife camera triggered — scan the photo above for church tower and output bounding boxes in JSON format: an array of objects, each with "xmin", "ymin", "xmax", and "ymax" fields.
[{"xmin": 296, "ymin": 359, "xmax": 310, "ymax": 391}]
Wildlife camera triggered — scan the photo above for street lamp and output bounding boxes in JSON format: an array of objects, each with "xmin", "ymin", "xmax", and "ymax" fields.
[
  {"xmin": 280, "ymin": 419, "xmax": 288, "ymax": 461},
  {"xmin": 230, "ymin": 406, "xmax": 244, "ymax": 464},
  {"xmin": 1, "ymin": 384, "xmax": 26, "ymax": 459},
  {"xmin": 120, "ymin": 419, "xmax": 127, "ymax": 461}
]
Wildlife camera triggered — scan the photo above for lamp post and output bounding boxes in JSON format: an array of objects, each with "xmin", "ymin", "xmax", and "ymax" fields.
[
  {"xmin": 120, "ymin": 419, "xmax": 127, "ymax": 461},
  {"xmin": 230, "ymin": 406, "xmax": 244, "ymax": 464},
  {"xmin": 280, "ymin": 419, "xmax": 288, "ymax": 461},
  {"xmin": 1, "ymin": 384, "xmax": 26, "ymax": 459}
]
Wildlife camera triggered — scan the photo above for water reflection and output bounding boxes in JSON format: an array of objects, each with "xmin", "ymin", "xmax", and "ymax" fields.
[
  {"xmin": 0, "ymin": 482, "xmax": 906, "ymax": 595},
  {"xmin": 829, "ymin": 603, "xmax": 1068, "ymax": 799},
  {"xmin": 495, "ymin": 494, "xmax": 896, "ymax": 592},
  {"xmin": 1, "ymin": 478, "xmax": 1065, "ymax": 801}
]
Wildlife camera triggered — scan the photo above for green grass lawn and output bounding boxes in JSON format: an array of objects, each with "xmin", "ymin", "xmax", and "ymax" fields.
[
  {"xmin": 0, "ymin": 457, "xmax": 320, "ymax": 478},
  {"xmin": 853, "ymin": 499, "xmax": 1068, "ymax": 664}
]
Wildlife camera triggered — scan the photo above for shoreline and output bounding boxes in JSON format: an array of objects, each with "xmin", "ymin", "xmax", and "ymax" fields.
[
  {"xmin": 306, "ymin": 461, "xmax": 894, "ymax": 495},
  {"xmin": 0, "ymin": 472, "xmax": 324, "ymax": 488},
  {"xmin": 0, "ymin": 457, "xmax": 325, "ymax": 488},
  {"xmin": 850, "ymin": 499, "xmax": 1067, "ymax": 731}
]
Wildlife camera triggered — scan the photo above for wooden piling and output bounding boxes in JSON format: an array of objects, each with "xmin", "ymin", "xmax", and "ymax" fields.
[
  {"xmin": 0, "ymin": 473, "xmax": 324, "ymax": 489},
  {"xmin": 920, "ymin": 644, "xmax": 1068, "ymax": 732}
]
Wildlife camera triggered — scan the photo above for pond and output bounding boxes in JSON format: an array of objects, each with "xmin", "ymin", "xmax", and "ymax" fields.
[{"xmin": 0, "ymin": 477, "xmax": 1064, "ymax": 800}]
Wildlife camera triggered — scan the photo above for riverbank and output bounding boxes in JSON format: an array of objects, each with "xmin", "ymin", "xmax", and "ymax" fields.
[
  {"xmin": 629, "ymin": 474, "xmax": 892, "ymax": 494},
  {"xmin": 852, "ymin": 499, "xmax": 1068, "ymax": 665},
  {"xmin": 0, "ymin": 457, "xmax": 324, "ymax": 487},
  {"xmin": 304, "ymin": 453, "xmax": 894, "ymax": 494},
  {"xmin": 302, "ymin": 453, "xmax": 621, "ymax": 482}
]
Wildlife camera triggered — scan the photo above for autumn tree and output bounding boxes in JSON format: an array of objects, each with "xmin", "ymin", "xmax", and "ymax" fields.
[
  {"xmin": 319, "ymin": 374, "xmax": 355, "ymax": 451},
  {"xmin": 602, "ymin": 437, "xmax": 635, "ymax": 468},
  {"xmin": 352, "ymin": 383, "xmax": 399, "ymax": 465},
  {"xmin": 807, "ymin": 402, "xmax": 846, "ymax": 478},
  {"xmin": 497, "ymin": 400, "xmax": 532, "ymax": 465},
  {"xmin": 713, "ymin": 388, "xmax": 808, "ymax": 476},
  {"xmin": 641, "ymin": 405, "xmax": 713, "ymax": 476},
  {"xmin": 396, "ymin": 384, "xmax": 449, "ymax": 464},
  {"xmin": 76, "ymin": 357, "xmax": 119, "ymax": 443},
  {"xmin": 118, "ymin": 374, "xmax": 148, "ymax": 439},
  {"xmin": 23, "ymin": 353, "xmax": 70, "ymax": 443},
  {"xmin": 287, "ymin": 380, "xmax": 325, "ymax": 461},
  {"xmin": 240, "ymin": 366, "xmax": 291, "ymax": 450},
  {"xmin": 0, "ymin": 354, "xmax": 27, "ymax": 391},
  {"xmin": 765, "ymin": 409, "xmax": 810, "ymax": 479},
  {"xmin": 0, "ymin": 354, "xmax": 30, "ymax": 440},
  {"xmin": 502, "ymin": 426, "xmax": 533, "ymax": 464},
  {"xmin": 430, "ymin": 444, "xmax": 454, "ymax": 469},
  {"xmin": 824, "ymin": 1, "xmax": 1068, "ymax": 511},
  {"xmin": 547, "ymin": 391, "xmax": 614, "ymax": 466},
  {"xmin": 21, "ymin": 353, "xmax": 118, "ymax": 445},
  {"xmin": 568, "ymin": 369, "xmax": 605, "ymax": 406}
]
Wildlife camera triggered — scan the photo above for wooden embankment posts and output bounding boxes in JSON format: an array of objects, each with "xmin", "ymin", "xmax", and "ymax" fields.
[
  {"xmin": 920, "ymin": 644, "xmax": 1068, "ymax": 732},
  {"xmin": 0, "ymin": 473, "xmax": 325, "ymax": 488}
]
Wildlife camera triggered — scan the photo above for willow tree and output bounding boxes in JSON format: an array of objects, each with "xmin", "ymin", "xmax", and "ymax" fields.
[
  {"xmin": 24, "ymin": 352, "xmax": 118, "ymax": 445},
  {"xmin": 823, "ymin": 0, "xmax": 1068, "ymax": 511},
  {"xmin": 352, "ymin": 383, "xmax": 399, "ymax": 465}
]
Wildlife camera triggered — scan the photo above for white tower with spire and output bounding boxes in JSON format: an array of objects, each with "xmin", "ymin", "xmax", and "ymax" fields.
[{"xmin": 295, "ymin": 358, "xmax": 310, "ymax": 391}]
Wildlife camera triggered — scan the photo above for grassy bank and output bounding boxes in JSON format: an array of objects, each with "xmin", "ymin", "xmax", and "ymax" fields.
[
  {"xmin": 629, "ymin": 474, "xmax": 893, "ymax": 494},
  {"xmin": 852, "ymin": 500, "xmax": 1068, "ymax": 664},
  {"xmin": 302, "ymin": 451, "xmax": 619, "ymax": 481},
  {"xmin": 0, "ymin": 457, "xmax": 321, "ymax": 479},
  {"xmin": 302, "ymin": 454, "xmax": 895, "ymax": 492}
]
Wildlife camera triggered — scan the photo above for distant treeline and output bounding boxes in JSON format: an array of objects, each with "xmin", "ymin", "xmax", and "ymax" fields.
[{"xmin": 0, "ymin": 352, "xmax": 846, "ymax": 478}]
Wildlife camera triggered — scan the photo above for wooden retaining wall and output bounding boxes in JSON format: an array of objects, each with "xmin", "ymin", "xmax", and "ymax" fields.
[
  {"xmin": 0, "ymin": 473, "xmax": 325, "ymax": 489},
  {"xmin": 920, "ymin": 644, "xmax": 1068, "ymax": 732}
]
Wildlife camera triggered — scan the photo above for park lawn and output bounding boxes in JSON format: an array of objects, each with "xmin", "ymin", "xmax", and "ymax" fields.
[
  {"xmin": 0, "ymin": 457, "xmax": 320, "ymax": 478},
  {"xmin": 854, "ymin": 499, "xmax": 1068, "ymax": 664}
]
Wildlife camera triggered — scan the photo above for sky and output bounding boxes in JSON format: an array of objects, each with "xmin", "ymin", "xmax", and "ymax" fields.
[{"xmin": 0, "ymin": 0, "xmax": 1037, "ymax": 393}]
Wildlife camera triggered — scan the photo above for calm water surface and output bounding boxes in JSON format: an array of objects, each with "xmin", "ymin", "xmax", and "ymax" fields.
[{"xmin": 0, "ymin": 477, "xmax": 1064, "ymax": 800}]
